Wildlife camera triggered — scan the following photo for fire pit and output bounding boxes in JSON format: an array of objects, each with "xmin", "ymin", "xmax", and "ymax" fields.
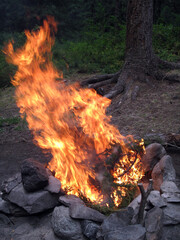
[{"xmin": 1, "ymin": 18, "xmax": 180, "ymax": 240}]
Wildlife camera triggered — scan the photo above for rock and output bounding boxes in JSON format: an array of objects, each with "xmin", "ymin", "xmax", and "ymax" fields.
[
  {"xmin": 145, "ymin": 207, "xmax": 163, "ymax": 240},
  {"xmin": 0, "ymin": 197, "xmax": 11, "ymax": 214},
  {"xmin": 21, "ymin": 158, "xmax": 48, "ymax": 192},
  {"xmin": 142, "ymin": 143, "xmax": 166, "ymax": 172},
  {"xmin": 103, "ymin": 224, "xmax": 146, "ymax": 240},
  {"xmin": 159, "ymin": 155, "xmax": 176, "ymax": 181},
  {"xmin": 160, "ymin": 181, "xmax": 180, "ymax": 194},
  {"xmin": 0, "ymin": 213, "xmax": 12, "ymax": 225},
  {"xmin": 147, "ymin": 190, "xmax": 167, "ymax": 208},
  {"xmin": 52, "ymin": 206, "xmax": 85, "ymax": 240},
  {"xmin": 1, "ymin": 173, "xmax": 22, "ymax": 194},
  {"xmin": 0, "ymin": 226, "xmax": 11, "ymax": 240},
  {"xmin": 152, "ymin": 155, "xmax": 176, "ymax": 190},
  {"xmin": 163, "ymin": 203, "xmax": 180, "ymax": 225},
  {"xmin": 81, "ymin": 220, "xmax": 100, "ymax": 240},
  {"xmin": 12, "ymin": 222, "xmax": 33, "ymax": 236},
  {"xmin": 70, "ymin": 203, "xmax": 105, "ymax": 223},
  {"xmin": 128, "ymin": 195, "xmax": 142, "ymax": 224},
  {"xmin": 161, "ymin": 192, "xmax": 180, "ymax": 203},
  {"xmin": 11, "ymin": 223, "xmax": 59, "ymax": 240},
  {"xmin": 3, "ymin": 182, "xmax": 59, "ymax": 214},
  {"xmin": 101, "ymin": 208, "xmax": 134, "ymax": 234},
  {"xmin": 0, "ymin": 195, "xmax": 28, "ymax": 216},
  {"xmin": 161, "ymin": 224, "xmax": 180, "ymax": 240},
  {"xmin": 128, "ymin": 194, "xmax": 141, "ymax": 210},
  {"xmin": 44, "ymin": 175, "xmax": 61, "ymax": 193},
  {"xmin": 96, "ymin": 230, "xmax": 104, "ymax": 240},
  {"xmin": 59, "ymin": 194, "xmax": 85, "ymax": 207}
]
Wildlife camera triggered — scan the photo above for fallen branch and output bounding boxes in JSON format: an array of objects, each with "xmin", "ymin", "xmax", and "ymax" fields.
[{"xmin": 81, "ymin": 71, "xmax": 121, "ymax": 86}]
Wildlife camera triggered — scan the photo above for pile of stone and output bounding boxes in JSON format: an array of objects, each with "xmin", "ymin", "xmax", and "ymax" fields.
[{"xmin": 0, "ymin": 143, "xmax": 180, "ymax": 240}]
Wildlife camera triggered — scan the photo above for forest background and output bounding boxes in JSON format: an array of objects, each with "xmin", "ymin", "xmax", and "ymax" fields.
[{"xmin": 0, "ymin": 0, "xmax": 179, "ymax": 88}]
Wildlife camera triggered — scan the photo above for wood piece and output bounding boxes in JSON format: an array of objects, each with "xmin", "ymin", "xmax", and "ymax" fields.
[{"xmin": 137, "ymin": 179, "xmax": 153, "ymax": 225}]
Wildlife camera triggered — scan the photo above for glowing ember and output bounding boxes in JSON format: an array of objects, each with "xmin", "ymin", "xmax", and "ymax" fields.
[{"xmin": 4, "ymin": 18, "xmax": 145, "ymax": 206}]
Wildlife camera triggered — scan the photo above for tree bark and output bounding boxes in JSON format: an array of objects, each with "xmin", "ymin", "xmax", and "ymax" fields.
[{"xmin": 81, "ymin": 0, "xmax": 180, "ymax": 101}]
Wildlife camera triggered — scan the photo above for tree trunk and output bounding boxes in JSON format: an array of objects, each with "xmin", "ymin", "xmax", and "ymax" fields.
[
  {"xmin": 81, "ymin": 0, "xmax": 180, "ymax": 101},
  {"xmin": 105, "ymin": 0, "xmax": 155, "ymax": 99},
  {"xmin": 125, "ymin": 0, "xmax": 153, "ymax": 76}
]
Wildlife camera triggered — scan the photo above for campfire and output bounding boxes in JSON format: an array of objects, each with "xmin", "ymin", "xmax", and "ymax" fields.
[{"xmin": 4, "ymin": 17, "xmax": 145, "ymax": 207}]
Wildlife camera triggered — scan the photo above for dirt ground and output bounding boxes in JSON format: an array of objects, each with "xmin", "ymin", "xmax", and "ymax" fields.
[{"xmin": 0, "ymin": 74, "xmax": 180, "ymax": 187}]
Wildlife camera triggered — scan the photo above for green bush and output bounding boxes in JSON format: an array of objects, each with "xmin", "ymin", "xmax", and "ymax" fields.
[
  {"xmin": 52, "ymin": 24, "xmax": 126, "ymax": 74},
  {"xmin": 153, "ymin": 24, "xmax": 180, "ymax": 62},
  {"xmin": 53, "ymin": 23, "xmax": 179, "ymax": 75},
  {"xmin": 0, "ymin": 31, "xmax": 25, "ymax": 88},
  {"xmin": 0, "ymin": 51, "xmax": 16, "ymax": 88},
  {"xmin": 1, "ymin": 24, "xmax": 179, "ymax": 88}
]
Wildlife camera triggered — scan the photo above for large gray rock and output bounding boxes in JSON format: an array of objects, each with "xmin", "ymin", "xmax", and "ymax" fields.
[
  {"xmin": 160, "ymin": 181, "xmax": 180, "ymax": 194},
  {"xmin": 147, "ymin": 190, "xmax": 167, "ymax": 208},
  {"xmin": 81, "ymin": 220, "xmax": 100, "ymax": 240},
  {"xmin": 161, "ymin": 224, "xmax": 180, "ymax": 240},
  {"xmin": 152, "ymin": 155, "xmax": 176, "ymax": 190},
  {"xmin": 3, "ymin": 182, "xmax": 59, "ymax": 214},
  {"xmin": 101, "ymin": 208, "xmax": 134, "ymax": 234},
  {"xmin": 59, "ymin": 195, "xmax": 85, "ymax": 207},
  {"xmin": 1, "ymin": 173, "xmax": 22, "ymax": 194},
  {"xmin": 44, "ymin": 175, "xmax": 61, "ymax": 193},
  {"xmin": 52, "ymin": 206, "xmax": 85, "ymax": 240},
  {"xmin": 161, "ymin": 192, "xmax": 180, "ymax": 203},
  {"xmin": 145, "ymin": 207, "xmax": 163, "ymax": 240},
  {"xmin": 141, "ymin": 143, "xmax": 166, "ymax": 172},
  {"xmin": 21, "ymin": 158, "xmax": 49, "ymax": 192},
  {"xmin": 70, "ymin": 203, "xmax": 105, "ymax": 223},
  {"xmin": 103, "ymin": 224, "xmax": 146, "ymax": 240},
  {"xmin": 10, "ymin": 214, "xmax": 60, "ymax": 240},
  {"xmin": 0, "ymin": 196, "xmax": 27, "ymax": 216},
  {"xmin": 128, "ymin": 194, "xmax": 141, "ymax": 211},
  {"xmin": 163, "ymin": 203, "xmax": 180, "ymax": 225}
]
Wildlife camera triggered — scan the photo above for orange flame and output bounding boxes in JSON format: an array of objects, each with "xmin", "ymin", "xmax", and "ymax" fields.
[{"xmin": 4, "ymin": 18, "xmax": 144, "ymax": 206}]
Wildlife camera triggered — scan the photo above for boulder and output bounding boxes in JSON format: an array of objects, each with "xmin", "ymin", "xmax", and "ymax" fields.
[
  {"xmin": 101, "ymin": 208, "xmax": 134, "ymax": 234},
  {"xmin": 103, "ymin": 224, "xmax": 146, "ymax": 240},
  {"xmin": 147, "ymin": 190, "xmax": 167, "ymax": 208},
  {"xmin": 0, "ymin": 213, "xmax": 12, "ymax": 225},
  {"xmin": 81, "ymin": 220, "xmax": 100, "ymax": 240},
  {"xmin": 0, "ymin": 195, "xmax": 27, "ymax": 216},
  {"xmin": 160, "ymin": 181, "xmax": 180, "ymax": 194},
  {"xmin": 44, "ymin": 175, "xmax": 61, "ymax": 193},
  {"xmin": 11, "ymin": 218, "xmax": 60, "ymax": 240},
  {"xmin": 1, "ymin": 173, "xmax": 22, "ymax": 194},
  {"xmin": 161, "ymin": 224, "xmax": 180, "ymax": 240},
  {"xmin": 152, "ymin": 155, "xmax": 176, "ymax": 190},
  {"xmin": 59, "ymin": 194, "xmax": 85, "ymax": 207},
  {"xmin": 128, "ymin": 194, "xmax": 141, "ymax": 211},
  {"xmin": 70, "ymin": 203, "xmax": 105, "ymax": 223},
  {"xmin": 21, "ymin": 158, "xmax": 48, "ymax": 192},
  {"xmin": 163, "ymin": 203, "xmax": 180, "ymax": 225},
  {"xmin": 52, "ymin": 206, "xmax": 85, "ymax": 240},
  {"xmin": 128, "ymin": 195, "xmax": 142, "ymax": 224},
  {"xmin": 142, "ymin": 143, "xmax": 166, "ymax": 172},
  {"xmin": 161, "ymin": 192, "xmax": 180, "ymax": 203},
  {"xmin": 145, "ymin": 207, "xmax": 163, "ymax": 240},
  {"xmin": 3, "ymin": 182, "xmax": 59, "ymax": 214}
]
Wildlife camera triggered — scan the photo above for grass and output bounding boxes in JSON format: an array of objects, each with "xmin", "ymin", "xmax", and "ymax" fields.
[
  {"xmin": 0, "ymin": 116, "xmax": 20, "ymax": 127},
  {"xmin": 0, "ymin": 24, "xmax": 179, "ymax": 87}
]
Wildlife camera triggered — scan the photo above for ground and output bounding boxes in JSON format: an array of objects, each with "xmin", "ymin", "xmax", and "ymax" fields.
[{"xmin": 0, "ymin": 73, "xmax": 180, "ymax": 187}]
